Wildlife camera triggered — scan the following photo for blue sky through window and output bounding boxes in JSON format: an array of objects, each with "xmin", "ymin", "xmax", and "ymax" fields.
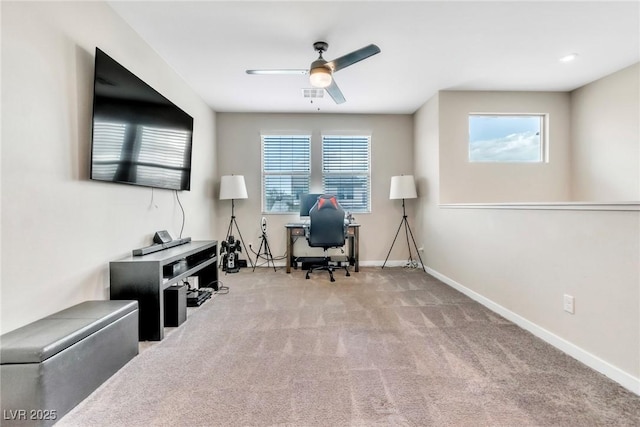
[{"xmin": 469, "ymin": 115, "xmax": 543, "ymax": 162}]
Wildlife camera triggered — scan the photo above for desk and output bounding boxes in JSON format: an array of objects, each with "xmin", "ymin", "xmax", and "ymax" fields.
[{"xmin": 285, "ymin": 223, "xmax": 360, "ymax": 274}]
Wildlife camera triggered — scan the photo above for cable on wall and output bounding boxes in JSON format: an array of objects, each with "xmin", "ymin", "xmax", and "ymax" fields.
[
  {"xmin": 149, "ymin": 187, "xmax": 159, "ymax": 209},
  {"xmin": 174, "ymin": 190, "xmax": 186, "ymax": 239}
]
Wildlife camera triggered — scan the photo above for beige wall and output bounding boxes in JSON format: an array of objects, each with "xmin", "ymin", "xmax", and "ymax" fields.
[
  {"xmin": 1, "ymin": 2, "xmax": 218, "ymax": 333},
  {"xmin": 216, "ymin": 113, "xmax": 415, "ymax": 264},
  {"xmin": 413, "ymin": 94, "xmax": 439, "ymax": 260},
  {"xmin": 438, "ymin": 63, "xmax": 640, "ymax": 204},
  {"xmin": 416, "ymin": 90, "xmax": 640, "ymax": 392},
  {"xmin": 439, "ymin": 91, "xmax": 572, "ymax": 203},
  {"xmin": 570, "ymin": 62, "xmax": 640, "ymax": 201}
]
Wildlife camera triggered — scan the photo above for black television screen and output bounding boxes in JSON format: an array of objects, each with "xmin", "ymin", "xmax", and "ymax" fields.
[
  {"xmin": 299, "ymin": 193, "xmax": 322, "ymax": 217},
  {"xmin": 90, "ymin": 48, "xmax": 193, "ymax": 191}
]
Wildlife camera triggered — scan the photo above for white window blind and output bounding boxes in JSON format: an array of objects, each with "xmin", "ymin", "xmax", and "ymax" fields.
[
  {"xmin": 262, "ymin": 135, "xmax": 311, "ymax": 213},
  {"xmin": 322, "ymin": 135, "xmax": 371, "ymax": 212}
]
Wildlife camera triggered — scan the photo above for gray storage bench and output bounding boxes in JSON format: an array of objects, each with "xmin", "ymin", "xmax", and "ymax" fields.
[{"xmin": 0, "ymin": 300, "xmax": 139, "ymax": 427}]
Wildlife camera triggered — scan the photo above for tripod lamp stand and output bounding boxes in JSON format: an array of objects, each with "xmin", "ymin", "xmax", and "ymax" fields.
[
  {"xmin": 219, "ymin": 175, "xmax": 254, "ymax": 269},
  {"xmin": 382, "ymin": 175, "xmax": 426, "ymax": 272}
]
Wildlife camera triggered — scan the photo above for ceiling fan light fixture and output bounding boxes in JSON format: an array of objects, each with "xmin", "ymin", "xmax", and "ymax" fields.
[
  {"xmin": 309, "ymin": 66, "xmax": 332, "ymax": 88},
  {"xmin": 247, "ymin": 41, "xmax": 380, "ymax": 104}
]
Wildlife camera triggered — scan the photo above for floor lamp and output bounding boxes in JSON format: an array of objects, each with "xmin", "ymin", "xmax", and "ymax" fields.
[
  {"xmin": 382, "ymin": 175, "xmax": 426, "ymax": 272},
  {"xmin": 219, "ymin": 175, "xmax": 254, "ymax": 268}
]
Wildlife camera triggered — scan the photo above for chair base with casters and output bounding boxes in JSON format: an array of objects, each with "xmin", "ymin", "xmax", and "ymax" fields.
[{"xmin": 305, "ymin": 253, "xmax": 350, "ymax": 282}]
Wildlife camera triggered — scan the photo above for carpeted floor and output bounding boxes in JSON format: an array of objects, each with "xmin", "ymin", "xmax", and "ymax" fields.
[{"xmin": 59, "ymin": 267, "xmax": 640, "ymax": 426}]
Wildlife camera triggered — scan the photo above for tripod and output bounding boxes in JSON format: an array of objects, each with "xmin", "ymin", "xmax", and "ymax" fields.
[
  {"xmin": 253, "ymin": 229, "xmax": 276, "ymax": 272},
  {"xmin": 382, "ymin": 198, "xmax": 426, "ymax": 272},
  {"xmin": 224, "ymin": 199, "xmax": 254, "ymax": 269}
]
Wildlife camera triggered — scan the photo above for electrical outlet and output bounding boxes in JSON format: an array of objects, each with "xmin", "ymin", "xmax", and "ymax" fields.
[
  {"xmin": 563, "ymin": 294, "xmax": 575, "ymax": 314},
  {"xmin": 418, "ymin": 246, "xmax": 424, "ymax": 252}
]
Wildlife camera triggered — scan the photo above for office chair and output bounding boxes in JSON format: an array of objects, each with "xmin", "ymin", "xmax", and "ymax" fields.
[{"xmin": 305, "ymin": 194, "xmax": 351, "ymax": 282}]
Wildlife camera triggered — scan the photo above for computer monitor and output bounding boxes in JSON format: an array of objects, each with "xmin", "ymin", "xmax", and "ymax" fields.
[{"xmin": 299, "ymin": 193, "xmax": 322, "ymax": 218}]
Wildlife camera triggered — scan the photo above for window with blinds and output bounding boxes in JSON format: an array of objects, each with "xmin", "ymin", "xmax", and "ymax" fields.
[
  {"xmin": 322, "ymin": 135, "xmax": 371, "ymax": 212},
  {"xmin": 262, "ymin": 135, "xmax": 311, "ymax": 213}
]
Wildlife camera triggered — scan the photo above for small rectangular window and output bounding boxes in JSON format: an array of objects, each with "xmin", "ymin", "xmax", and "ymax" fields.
[
  {"xmin": 469, "ymin": 114, "xmax": 545, "ymax": 162},
  {"xmin": 261, "ymin": 135, "xmax": 311, "ymax": 213}
]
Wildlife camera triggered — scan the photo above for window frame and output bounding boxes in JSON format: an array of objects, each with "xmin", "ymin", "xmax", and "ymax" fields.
[
  {"xmin": 261, "ymin": 134, "xmax": 312, "ymax": 214},
  {"xmin": 321, "ymin": 134, "xmax": 372, "ymax": 213},
  {"xmin": 468, "ymin": 113, "xmax": 548, "ymax": 163}
]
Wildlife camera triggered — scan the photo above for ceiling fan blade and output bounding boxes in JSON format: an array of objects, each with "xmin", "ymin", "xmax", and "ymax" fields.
[
  {"xmin": 246, "ymin": 69, "xmax": 308, "ymax": 75},
  {"xmin": 327, "ymin": 44, "xmax": 381, "ymax": 72},
  {"xmin": 325, "ymin": 79, "xmax": 346, "ymax": 104}
]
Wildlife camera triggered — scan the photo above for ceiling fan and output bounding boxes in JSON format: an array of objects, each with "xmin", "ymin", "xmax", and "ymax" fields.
[{"xmin": 246, "ymin": 41, "xmax": 381, "ymax": 104}]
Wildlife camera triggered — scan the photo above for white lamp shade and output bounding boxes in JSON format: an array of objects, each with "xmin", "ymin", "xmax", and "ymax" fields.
[
  {"xmin": 219, "ymin": 175, "xmax": 248, "ymax": 200},
  {"xmin": 389, "ymin": 175, "xmax": 417, "ymax": 199}
]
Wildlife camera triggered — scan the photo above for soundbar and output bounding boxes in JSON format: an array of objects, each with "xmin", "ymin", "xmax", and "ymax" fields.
[{"xmin": 132, "ymin": 237, "xmax": 191, "ymax": 256}]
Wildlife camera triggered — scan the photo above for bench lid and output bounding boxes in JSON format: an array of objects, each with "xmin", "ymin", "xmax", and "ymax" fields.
[{"xmin": 1, "ymin": 300, "xmax": 138, "ymax": 364}]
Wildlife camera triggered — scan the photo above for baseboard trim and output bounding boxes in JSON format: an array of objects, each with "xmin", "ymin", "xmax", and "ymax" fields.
[
  {"xmin": 425, "ymin": 266, "xmax": 640, "ymax": 396},
  {"xmin": 362, "ymin": 260, "xmax": 408, "ymax": 267}
]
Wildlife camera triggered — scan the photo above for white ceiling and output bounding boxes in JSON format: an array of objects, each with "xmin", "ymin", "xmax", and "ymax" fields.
[{"xmin": 108, "ymin": 1, "xmax": 639, "ymax": 114}]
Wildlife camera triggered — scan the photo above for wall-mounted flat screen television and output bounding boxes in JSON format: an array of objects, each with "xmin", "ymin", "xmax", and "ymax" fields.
[{"xmin": 90, "ymin": 48, "xmax": 193, "ymax": 191}]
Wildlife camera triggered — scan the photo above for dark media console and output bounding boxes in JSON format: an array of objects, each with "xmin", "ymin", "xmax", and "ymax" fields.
[{"xmin": 110, "ymin": 240, "xmax": 217, "ymax": 341}]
